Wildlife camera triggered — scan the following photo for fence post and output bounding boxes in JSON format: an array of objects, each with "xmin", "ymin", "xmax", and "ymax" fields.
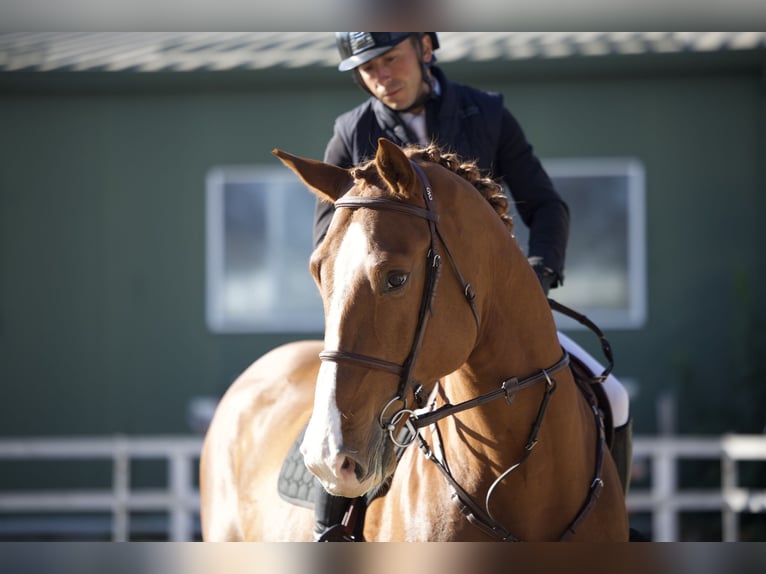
[
  {"xmin": 653, "ymin": 445, "xmax": 678, "ymax": 541},
  {"xmin": 112, "ymin": 436, "xmax": 130, "ymax": 542},
  {"xmin": 169, "ymin": 450, "xmax": 193, "ymax": 541},
  {"xmin": 721, "ymin": 449, "xmax": 739, "ymax": 542}
]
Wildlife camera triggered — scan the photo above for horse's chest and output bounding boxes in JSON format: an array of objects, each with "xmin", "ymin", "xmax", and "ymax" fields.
[{"xmin": 373, "ymin": 462, "xmax": 473, "ymax": 541}]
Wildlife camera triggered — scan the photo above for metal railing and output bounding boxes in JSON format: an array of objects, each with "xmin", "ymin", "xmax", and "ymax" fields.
[
  {"xmin": 629, "ymin": 434, "xmax": 766, "ymax": 541},
  {"xmin": 0, "ymin": 434, "xmax": 764, "ymax": 541},
  {"xmin": 0, "ymin": 435, "xmax": 202, "ymax": 541}
]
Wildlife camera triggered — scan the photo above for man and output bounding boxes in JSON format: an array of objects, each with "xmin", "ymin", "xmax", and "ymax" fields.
[
  {"xmin": 315, "ymin": 32, "xmax": 566, "ymax": 293},
  {"xmin": 311, "ymin": 32, "xmax": 632, "ymax": 541}
]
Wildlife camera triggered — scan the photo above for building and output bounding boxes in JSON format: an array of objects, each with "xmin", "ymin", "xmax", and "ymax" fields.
[{"xmin": 1, "ymin": 32, "xmax": 765, "ymax": 441}]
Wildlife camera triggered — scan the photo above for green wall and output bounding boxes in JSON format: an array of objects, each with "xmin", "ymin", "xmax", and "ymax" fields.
[
  {"xmin": 471, "ymin": 57, "xmax": 766, "ymax": 434},
  {"xmin": 1, "ymin": 51, "xmax": 764, "ymax": 439}
]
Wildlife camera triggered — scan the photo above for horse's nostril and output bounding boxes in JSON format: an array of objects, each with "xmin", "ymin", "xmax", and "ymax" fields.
[{"xmin": 339, "ymin": 456, "xmax": 365, "ymax": 481}]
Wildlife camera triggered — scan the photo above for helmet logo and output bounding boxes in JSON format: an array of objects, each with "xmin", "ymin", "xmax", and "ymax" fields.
[{"xmin": 349, "ymin": 33, "xmax": 376, "ymax": 55}]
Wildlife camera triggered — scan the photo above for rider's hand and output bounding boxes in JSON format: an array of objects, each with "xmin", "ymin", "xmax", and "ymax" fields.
[{"xmin": 529, "ymin": 258, "xmax": 558, "ymax": 296}]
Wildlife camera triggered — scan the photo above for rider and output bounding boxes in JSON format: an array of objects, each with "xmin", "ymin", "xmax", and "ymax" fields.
[{"xmin": 311, "ymin": 32, "xmax": 633, "ymax": 541}]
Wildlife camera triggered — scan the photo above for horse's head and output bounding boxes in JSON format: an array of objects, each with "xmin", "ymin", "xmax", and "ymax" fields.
[{"xmin": 273, "ymin": 139, "xmax": 512, "ymax": 498}]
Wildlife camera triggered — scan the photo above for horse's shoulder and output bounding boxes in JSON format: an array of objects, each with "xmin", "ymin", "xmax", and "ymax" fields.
[{"xmin": 210, "ymin": 340, "xmax": 321, "ymax": 434}]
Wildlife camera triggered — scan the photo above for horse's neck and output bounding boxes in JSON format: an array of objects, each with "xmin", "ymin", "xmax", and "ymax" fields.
[
  {"xmin": 464, "ymin": 244, "xmax": 563, "ymax": 390},
  {"xmin": 425, "ymin": 263, "xmax": 595, "ymax": 539},
  {"xmin": 440, "ymin": 238, "xmax": 584, "ymax": 452}
]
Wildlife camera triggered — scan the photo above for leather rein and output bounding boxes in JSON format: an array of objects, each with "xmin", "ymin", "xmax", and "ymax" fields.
[{"xmin": 318, "ymin": 160, "xmax": 608, "ymax": 541}]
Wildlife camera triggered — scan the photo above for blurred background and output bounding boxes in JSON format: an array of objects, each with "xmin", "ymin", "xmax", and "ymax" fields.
[{"xmin": 1, "ymin": 31, "xmax": 765, "ymax": 541}]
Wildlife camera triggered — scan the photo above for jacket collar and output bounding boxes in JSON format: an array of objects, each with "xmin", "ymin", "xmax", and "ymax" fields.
[{"xmin": 371, "ymin": 66, "xmax": 450, "ymax": 146}]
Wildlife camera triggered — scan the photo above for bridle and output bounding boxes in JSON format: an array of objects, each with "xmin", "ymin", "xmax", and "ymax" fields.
[
  {"xmin": 319, "ymin": 160, "xmax": 480, "ymax": 412},
  {"xmin": 318, "ymin": 160, "xmax": 607, "ymax": 541}
]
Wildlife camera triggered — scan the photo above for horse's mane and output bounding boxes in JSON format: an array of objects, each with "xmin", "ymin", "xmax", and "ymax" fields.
[{"xmin": 350, "ymin": 143, "xmax": 514, "ymax": 233}]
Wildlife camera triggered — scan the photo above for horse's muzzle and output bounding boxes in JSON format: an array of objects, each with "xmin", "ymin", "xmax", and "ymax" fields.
[
  {"xmin": 301, "ymin": 432, "xmax": 393, "ymax": 498},
  {"xmin": 310, "ymin": 451, "xmax": 377, "ymax": 498}
]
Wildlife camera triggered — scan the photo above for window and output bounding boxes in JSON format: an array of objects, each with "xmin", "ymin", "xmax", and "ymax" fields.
[
  {"xmin": 513, "ymin": 157, "xmax": 647, "ymax": 330},
  {"xmin": 205, "ymin": 158, "xmax": 646, "ymax": 333},
  {"xmin": 205, "ymin": 166, "xmax": 323, "ymax": 333}
]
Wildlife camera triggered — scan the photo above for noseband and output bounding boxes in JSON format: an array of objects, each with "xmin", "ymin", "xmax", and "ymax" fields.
[{"xmin": 318, "ymin": 160, "xmax": 480, "ymax": 412}]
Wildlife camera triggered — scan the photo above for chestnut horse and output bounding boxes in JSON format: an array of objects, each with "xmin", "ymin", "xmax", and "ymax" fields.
[{"xmin": 199, "ymin": 139, "xmax": 629, "ymax": 541}]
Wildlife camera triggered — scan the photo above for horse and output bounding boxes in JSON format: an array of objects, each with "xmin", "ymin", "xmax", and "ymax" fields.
[{"xmin": 199, "ymin": 138, "xmax": 629, "ymax": 541}]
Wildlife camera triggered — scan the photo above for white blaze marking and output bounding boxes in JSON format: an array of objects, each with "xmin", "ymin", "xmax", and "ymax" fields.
[
  {"xmin": 302, "ymin": 361, "xmax": 341, "ymax": 479},
  {"xmin": 302, "ymin": 222, "xmax": 369, "ymax": 478},
  {"xmin": 324, "ymin": 222, "xmax": 368, "ymax": 350}
]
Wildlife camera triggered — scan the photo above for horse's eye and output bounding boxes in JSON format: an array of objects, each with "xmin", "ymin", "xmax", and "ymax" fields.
[{"xmin": 385, "ymin": 271, "xmax": 409, "ymax": 292}]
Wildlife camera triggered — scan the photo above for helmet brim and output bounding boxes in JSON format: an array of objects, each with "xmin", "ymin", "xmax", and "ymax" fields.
[{"xmin": 338, "ymin": 45, "xmax": 397, "ymax": 72}]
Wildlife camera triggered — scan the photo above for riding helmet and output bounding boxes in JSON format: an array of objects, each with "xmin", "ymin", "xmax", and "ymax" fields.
[{"xmin": 335, "ymin": 32, "xmax": 439, "ymax": 71}]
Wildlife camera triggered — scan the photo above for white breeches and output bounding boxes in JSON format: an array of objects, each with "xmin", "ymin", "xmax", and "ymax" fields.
[{"xmin": 557, "ymin": 331, "xmax": 630, "ymax": 428}]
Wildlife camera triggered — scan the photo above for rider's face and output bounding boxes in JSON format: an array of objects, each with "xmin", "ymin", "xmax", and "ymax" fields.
[{"xmin": 357, "ymin": 37, "xmax": 433, "ymax": 113}]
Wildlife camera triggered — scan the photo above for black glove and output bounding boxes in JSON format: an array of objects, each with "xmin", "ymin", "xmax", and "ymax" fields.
[{"xmin": 530, "ymin": 260, "xmax": 559, "ymax": 296}]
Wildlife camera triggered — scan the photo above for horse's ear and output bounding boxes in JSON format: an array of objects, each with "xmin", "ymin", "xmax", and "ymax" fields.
[
  {"xmin": 272, "ymin": 149, "xmax": 353, "ymax": 203},
  {"xmin": 375, "ymin": 138, "xmax": 417, "ymax": 199}
]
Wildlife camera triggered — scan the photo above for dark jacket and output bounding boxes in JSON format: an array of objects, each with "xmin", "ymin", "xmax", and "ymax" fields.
[{"xmin": 313, "ymin": 66, "xmax": 569, "ymax": 285}]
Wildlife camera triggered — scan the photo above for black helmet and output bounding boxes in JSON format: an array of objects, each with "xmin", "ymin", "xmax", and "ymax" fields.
[{"xmin": 335, "ymin": 32, "xmax": 439, "ymax": 72}]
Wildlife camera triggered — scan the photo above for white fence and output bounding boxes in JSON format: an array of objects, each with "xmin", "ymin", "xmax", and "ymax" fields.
[
  {"xmin": 0, "ymin": 434, "xmax": 764, "ymax": 541},
  {"xmin": 0, "ymin": 435, "xmax": 202, "ymax": 541},
  {"xmin": 630, "ymin": 434, "xmax": 766, "ymax": 541}
]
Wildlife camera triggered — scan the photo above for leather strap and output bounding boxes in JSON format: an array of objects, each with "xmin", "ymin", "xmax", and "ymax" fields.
[
  {"xmin": 318, "ymin": 350, "xmax": 403, "ymax": 376},
  {"xmin": 412, "ymin": 353, "xmax": 570, "ymax": 429},
  {"xmin": 334, "ymin": 196, "xmax": 438, "ymax": 222}
]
